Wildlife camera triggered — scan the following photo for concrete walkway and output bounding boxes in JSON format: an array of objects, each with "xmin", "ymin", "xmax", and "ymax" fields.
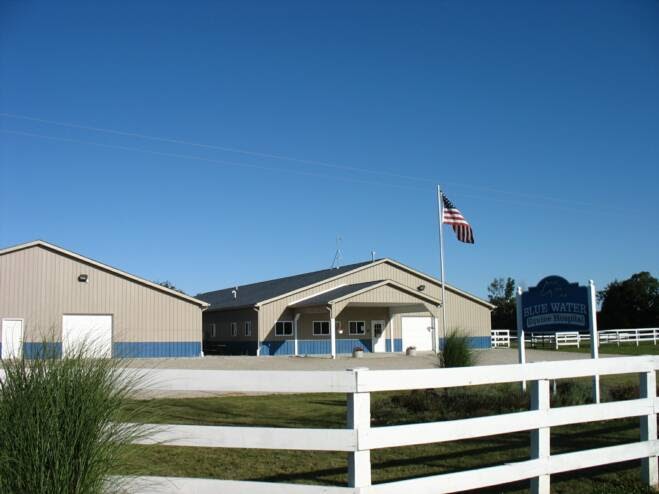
[{"xmin": 124, "ymin": 348, "xmax": 611, "ymax": 372}]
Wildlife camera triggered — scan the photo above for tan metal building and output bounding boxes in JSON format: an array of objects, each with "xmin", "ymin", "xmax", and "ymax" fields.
[
  {"xmin": 0, "ymin": 240, "xmax": 208, "ymax": 358},
  {"xmin": 198, "ymin": 258, "xmax": 494, "ymax": 356}
]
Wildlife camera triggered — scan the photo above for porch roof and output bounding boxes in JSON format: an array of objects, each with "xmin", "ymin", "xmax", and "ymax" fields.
[
  {"xmin": 289, "ymin": 281, "xmax": 382, "ymax": 308},
  {"xmin": 289, "ymin": 279, "xmax": 441, "ymax": 309}
]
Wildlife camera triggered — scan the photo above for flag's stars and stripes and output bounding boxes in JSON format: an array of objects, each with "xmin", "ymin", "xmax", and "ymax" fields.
[{"xmin": 442, "ymin": 193, "xmax": 475, "ymax": 244}]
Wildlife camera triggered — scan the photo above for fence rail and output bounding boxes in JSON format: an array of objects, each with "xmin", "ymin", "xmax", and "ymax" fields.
[
  {"xmin": 121, "ymin": 356, "xmax": 659, "ymax": 494},
  {"xmin": 518, "ymin": 328, "xmax": 659, "ymax": 349}
]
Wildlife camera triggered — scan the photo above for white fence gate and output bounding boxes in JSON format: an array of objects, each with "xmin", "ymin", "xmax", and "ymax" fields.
[
  {"xmin": 554, "ymin": 331, "xmax": 580, "ymax": 349},
  {"xmin": 490, "ymin": 329, "xmax": 510, "ymax": 348},
  {"xmin": 118, "ymin": 356, "xmax": 659, "ymax": 494}
]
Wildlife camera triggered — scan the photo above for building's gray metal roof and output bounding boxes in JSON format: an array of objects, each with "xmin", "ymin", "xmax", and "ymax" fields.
[
  {"xmin": 289, "ymin": 281, "xmax": 383, "ymax": 308},
  {"xmin": 197, "ymin": 260, "xmax": 375, "ymax": 311}
]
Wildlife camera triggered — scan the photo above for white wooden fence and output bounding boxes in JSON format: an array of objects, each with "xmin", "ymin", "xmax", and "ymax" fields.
[
  {"xmin": 120, "ymin": 356, "xmax": 659, "ymax": 494},
  {"xmin": 490, "ymin": 329, "xmax": 510, "ymax": 348},
  {"xmin": 494, "ymin": 328, "xmax": 659, "ymax": 349},
  {"xmin": 599, "ymin": 328, "xmax": 659, "ymax": 346}
]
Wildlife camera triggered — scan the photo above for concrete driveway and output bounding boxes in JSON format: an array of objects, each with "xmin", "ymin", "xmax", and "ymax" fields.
[{"xmin": 124, "ymin": 348, "xmax": 610, "ymax": 371}]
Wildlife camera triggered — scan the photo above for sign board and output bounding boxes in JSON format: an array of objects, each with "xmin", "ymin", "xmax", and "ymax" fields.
[
  {"xmin": 515, "ymin": 276, "xmax": 600, "ymax": 403},
  {"xmin": 520, "ymin": 275, "xmax": 590, "ymax": 332}
]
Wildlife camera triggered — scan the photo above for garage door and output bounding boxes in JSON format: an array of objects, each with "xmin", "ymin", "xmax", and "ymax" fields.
[
  {"xmin": 62, "ymin": 315, "xmax": 112, "ymax": 358},
  {"xmin": 401, "ymin": 316, "xmax": 433, "ymax": 351}
]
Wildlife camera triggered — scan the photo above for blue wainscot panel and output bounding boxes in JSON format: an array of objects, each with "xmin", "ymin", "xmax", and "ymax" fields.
[
  {"xmin": 336, "ymin": 339, "xmax": 372, "ymax": 354},
  {"xmin": 468, "ymin": 336, "xmax": 492, "ymax": 349},
  {"xmin": 438, "ymin": 337, "xmax": 491, "ymax": 350},
  {"xmin": 260, "ymin": 340, "xmax": 295, "ymax": 356},
  {"xmin": 298, "ymin": 339, "xmax": 331, "ymax": 355},
  {"xmin": 23, "ymin": 342, "xmax": 62, "ymax": 359},
  {"xmin": 113, "ymin": 342, "xmax": 201, "ymax": 358},
  {"xmin": 385, "ymin": 339, "xmax": 403, "ymax": 352},
  {"xmin": 261, "ymin": 339, "xmax": 374, "ymax": 356}
]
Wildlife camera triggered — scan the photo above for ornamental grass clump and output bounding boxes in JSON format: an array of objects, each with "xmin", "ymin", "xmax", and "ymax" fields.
[
  {"xmin": 0, "ymin": 344, "xmax": 147, "ymax": 494},
  {"xmin": 440, "ymin": 328, "xmax": 476, "ymax": 368}
]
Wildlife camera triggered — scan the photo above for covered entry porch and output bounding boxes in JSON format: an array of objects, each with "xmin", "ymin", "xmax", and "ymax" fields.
[{"xmin": 284, "ymin": 280, "xmax": 442, "ymax": 357}]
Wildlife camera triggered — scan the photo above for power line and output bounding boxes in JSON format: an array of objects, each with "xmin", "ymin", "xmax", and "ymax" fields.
[
  {"xmin": 0, "ymin": 128, "xmax": 625, "ymax": 217},
  {"xmin": 0, "ymin": 129, "xmax": 423, "ymax": 191},
  {"xmin": 0, "ymin": 111, "xmax": 606, "ymax": 210}
]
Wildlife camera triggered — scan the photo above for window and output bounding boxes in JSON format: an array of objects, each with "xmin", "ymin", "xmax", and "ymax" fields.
[
  {"xmin": 275, "ymin": 321, "xmax": 293, "ymax": 336},
  {"xmin": 349, "ymin": 321, "xmax": 365, "ymax": 335},
  {"xmin": 244, "ymin": 321, "xmax": 252, "ymax": 336},
  {"xmin": 210, "ymin": 323, "xmax": 217, "ymax": 338},
  {"xmin": 312, "ymin": 321, "xmax": 330, "ymax": 336},
  {"xmin": 230, "ymin": 322, "xmax": 238, "ymax": 337}
]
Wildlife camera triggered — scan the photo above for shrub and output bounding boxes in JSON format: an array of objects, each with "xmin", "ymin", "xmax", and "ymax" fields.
[
  {"xmin": 440, "ymin": 328, "xmax": 476, "ymax": 367},
  {"xmin": 0, "ymin": 344, "xmax": 147, "ymax": 494},
  {"xmin": 551, "ymin": 380, "xmax": 593, "ymax": 407},
  {"xmin": 591, "ymin": 478, "xmax": 657, "ymax": 494}
]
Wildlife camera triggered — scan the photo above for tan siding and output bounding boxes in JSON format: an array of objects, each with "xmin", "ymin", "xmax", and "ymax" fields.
[
  {"xmin": 297, "ymin": 307, "xmax": 390, "ymax": 340},
  {"xmin": 0, "ymin": 245, "xmax": 202, "ymax": 344},
  {"xmin": 259, "ymin": 260, "xmax": 491, "ymax": 340}
]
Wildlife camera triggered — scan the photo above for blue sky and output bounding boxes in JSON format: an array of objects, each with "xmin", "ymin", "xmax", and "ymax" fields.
[{"xmin": 1, "ymin": 0, "xmax": 657, "ymax": 299}]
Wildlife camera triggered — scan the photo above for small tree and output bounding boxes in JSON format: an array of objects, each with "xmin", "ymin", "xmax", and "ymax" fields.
[
  {"xmin": 156, "ymin": 280, "xmax": 186, "ymax": 294},
  {"xmin": 487, "ymin": 277, "xmax": 516, "ymax": 329},
  {"xmin": 598, "ymin": 272, "xmax": 659, "ymax": 329}
]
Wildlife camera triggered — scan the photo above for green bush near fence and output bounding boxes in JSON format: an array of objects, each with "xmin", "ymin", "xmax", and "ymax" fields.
[{"xmin": 0, "ymin": 345, "xmax": 147, "ymax": 494}]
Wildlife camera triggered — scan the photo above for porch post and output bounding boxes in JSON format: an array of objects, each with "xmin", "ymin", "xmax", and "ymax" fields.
[
  {"xmin": 330, "ymin": 315, "xmax": 337, "ymax": 359},
  {"xmin": 433, "ymin": 316, "xmax": 440, "ymax": 354},
  {"xmin": 294, "ymin": 313, "xmax": 300, "ymax": 356},
  {"xmin": 328, "ymin": 304, "xmax": 337, "ymax": 358}
]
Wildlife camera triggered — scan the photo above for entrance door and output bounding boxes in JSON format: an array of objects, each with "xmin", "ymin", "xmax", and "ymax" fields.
[
  {"xmin": 371, "ymin": 320, "xmax": 387, "ymax": 352},
  {"xmin": 62, "ymin": 315, "xmax": 113, "ymax": 358},
  {"xmin": 2, "ymin": 319, "xmax": 24, "ymax": 359}
]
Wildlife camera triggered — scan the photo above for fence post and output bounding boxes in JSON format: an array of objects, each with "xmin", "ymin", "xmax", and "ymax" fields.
[
  {"xmin": 531, "ymin": 379, "xmax": 550, "ymax": 494},
  {"xmin": 640, "ymin": 370, "xmax": 658, "ymax": 487},
  {"xmin": 348, "ymin": 368, "xmax": 371, "ymax": 489}
]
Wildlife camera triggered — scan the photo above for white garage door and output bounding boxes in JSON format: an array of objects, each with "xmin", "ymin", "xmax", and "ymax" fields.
[
  {"xmin": 401, "ymin": 316, "xmax": 433, "ymax": 351},
  {"xmin": 62, "ymin": 315, "xmax": 112, "ymax": 358}
]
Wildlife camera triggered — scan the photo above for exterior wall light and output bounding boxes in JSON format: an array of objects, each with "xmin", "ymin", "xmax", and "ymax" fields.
[{"xmin": 78, "ymin": 274, "xmax": 89, "ymax": 283}]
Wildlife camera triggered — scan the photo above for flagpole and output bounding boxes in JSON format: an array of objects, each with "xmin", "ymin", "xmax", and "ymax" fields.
[{"xmin": 437, "ymin": 184, "xmax": 448, "ymax": 350}]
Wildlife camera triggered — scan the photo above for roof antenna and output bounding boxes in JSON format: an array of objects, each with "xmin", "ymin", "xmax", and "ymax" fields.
[
  {"xmin": 371, "ymin": 250, "xmax": 376, "ymax": 262},
  {"xmin": 331, "ymin": 236, "xmax": 343, "ymax": 269}
]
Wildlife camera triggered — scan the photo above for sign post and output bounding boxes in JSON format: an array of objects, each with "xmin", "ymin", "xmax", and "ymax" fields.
[
  {"xmin": 517, "ymin": 276, "xmax": 599, "ymax": 402},
  {"xmin": 516, "ymin": 286, "xmax": 526, "ymax": 392},
  {"xmin": 587, "ymin": 279, "xmax": 600, "ymax": 403}
]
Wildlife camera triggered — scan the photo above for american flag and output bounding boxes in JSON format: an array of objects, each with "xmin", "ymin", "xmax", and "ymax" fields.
[{"xmin": 442, "ymin": 193, "xmax": 474, "ymax": 244}]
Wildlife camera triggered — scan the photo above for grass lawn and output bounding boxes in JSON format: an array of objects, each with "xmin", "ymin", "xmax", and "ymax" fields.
[{"xmin": 115, "ymin": 382, "xmax": 656, "ymax": 493}]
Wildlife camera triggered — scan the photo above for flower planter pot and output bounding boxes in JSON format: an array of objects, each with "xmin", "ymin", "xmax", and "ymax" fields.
[
  {"xmin": 406, "ymin": 348, "xmax": 417, "ymax": 356},
  {"xmin": 353, "ymin": 349, "xmax": 364, "ymax": 358}
]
